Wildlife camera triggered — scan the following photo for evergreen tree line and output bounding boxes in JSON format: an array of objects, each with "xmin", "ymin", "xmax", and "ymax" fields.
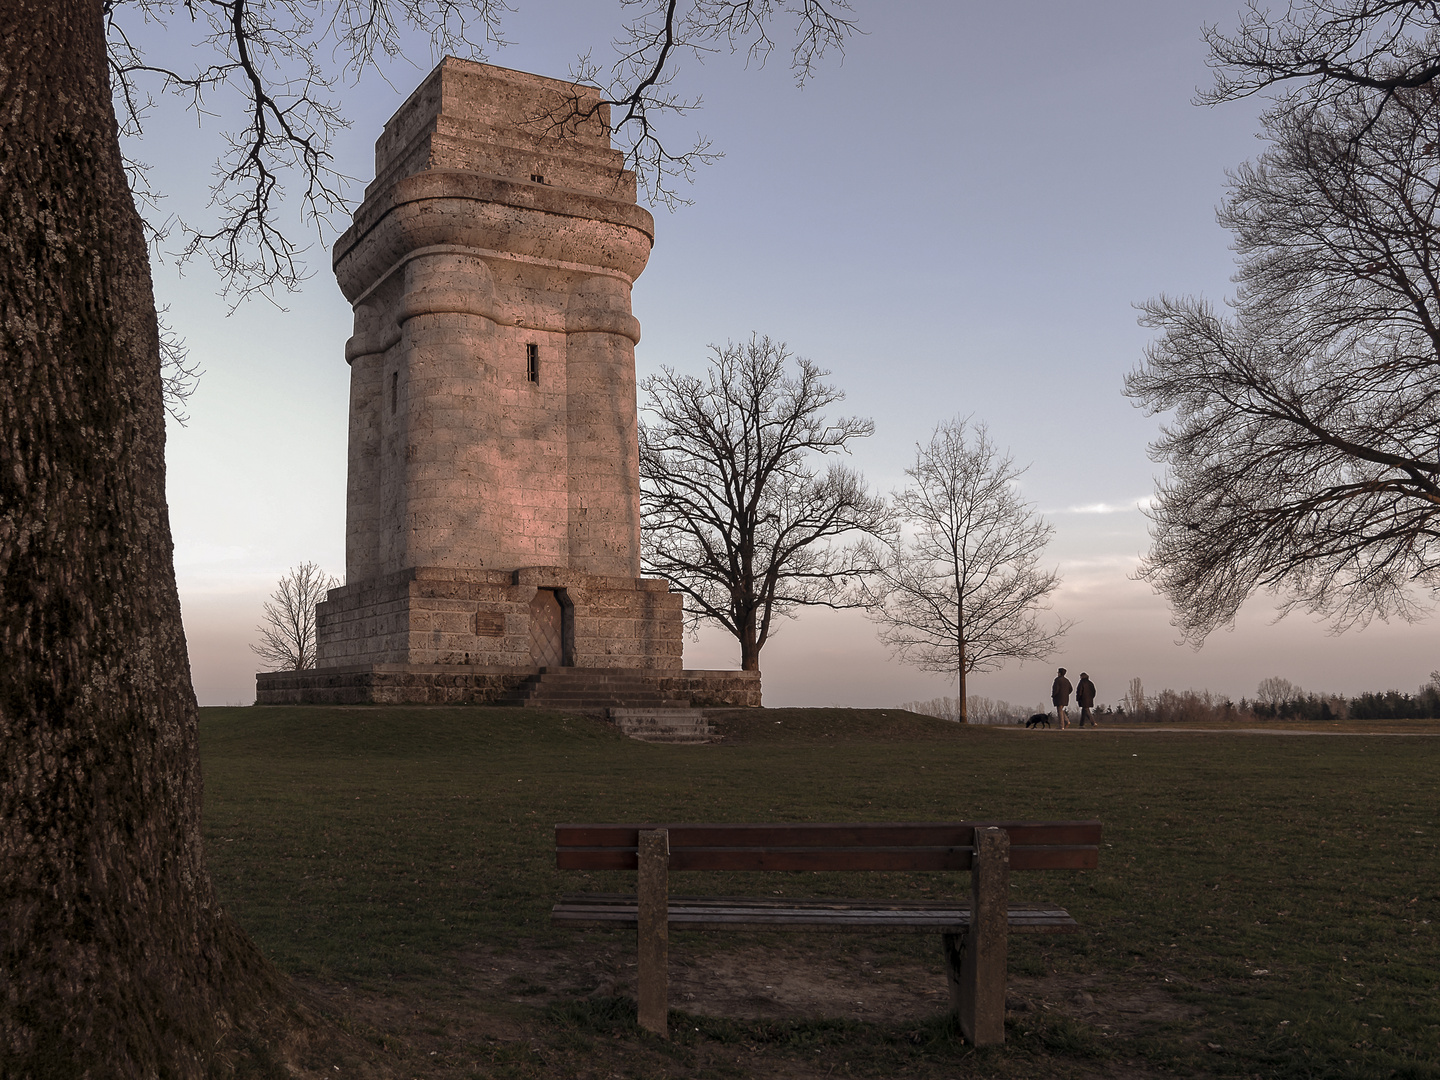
[{"xmin": 1109, "ymin": 674, "xmax": 1440, "ymax": 724}]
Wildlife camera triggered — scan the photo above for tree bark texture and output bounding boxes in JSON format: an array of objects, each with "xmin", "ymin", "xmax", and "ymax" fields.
[
  {"xmin": 957, "ymin": 631, "xmax": 968, "ymax": 724},
  {"xmin": 740, "ymin": 612, "xmax": 760, "ymax": 671},
  {"xmin": 1, "ymin": 0, "xmax": 291, "ymax": 1073}
]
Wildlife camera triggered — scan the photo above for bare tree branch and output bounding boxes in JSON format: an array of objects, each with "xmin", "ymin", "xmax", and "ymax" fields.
[
  {"xmin": 104, "ymin": 0, "xmax": 513, "ymax": 301},
  {"xmin": 157, "ymin": 305, "xmax": 203, "ymax": 423},
  {"xmin": 102, "ymin": 0, "xmax": 860, "ymax": 297},
  {"xmin": 1204, "ymin": 0, "xmax": 1440, "ymax": 105},
  {"xmin": 554, "ymin": 0, "xmax": 858, "ymax": 207},
  {"xmin": 1203, "ymin": 1, "xmax": 1440, "ymax": 140}
]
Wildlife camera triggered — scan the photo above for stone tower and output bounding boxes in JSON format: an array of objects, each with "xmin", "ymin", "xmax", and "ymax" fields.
[{"xmin": 257, "ymin": 58, "xmax": 758, "ymax": 705}]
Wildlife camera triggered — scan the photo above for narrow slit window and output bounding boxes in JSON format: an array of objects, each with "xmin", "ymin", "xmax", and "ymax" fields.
[
  {"xmin": 526, "ymin": 343, "xmax": 539, "ymax": 384},
  {"xmin": 390, "ymin": 371, "xmax": 398, "ymax": 414}
]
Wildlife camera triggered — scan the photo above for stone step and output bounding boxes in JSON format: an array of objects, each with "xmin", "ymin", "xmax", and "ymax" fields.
[
  {"xmin": 522, "ymin": 686, "xmax": 681, "ymax": 699},
  {"xmin": 610, "ymin": 708, "xmax": 712, "ymax": 744},
  {"xmin": 529, "ymin": 684, "xmax": 660, "ymax": 696},
  {"xmin": 527, "ymin": 683, "xmax": 662, "ymax": 696},
  {"xmin": 520, "ymin": 694, "xmax": 688, "ymax": 707},
  {"xmin": 612, "ymin": 717, "xmax": 708, "ymax": 730},
  {"xmin": 528, "ymin": 681, "xmax": 665, "ymax": 692},
  {"xmin": 523, "ymin": 679, "xmax": 668, "ymax": 692},
  {"xmin": 512, "ymin": 669, "xmax": 693, "ymax": 712},
  {"xmin": 535, "ymin": 667, "xmax": 658, "ymax": 680},
  {"xmin": 522, "ymin": 698, "xmax": 685, "ymax": 709}
]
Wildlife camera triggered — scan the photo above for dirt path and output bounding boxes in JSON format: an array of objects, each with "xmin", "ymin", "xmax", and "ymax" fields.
[{"xmin": 997, "ymin": 725, "xmax": 1440, "ymax": 736}]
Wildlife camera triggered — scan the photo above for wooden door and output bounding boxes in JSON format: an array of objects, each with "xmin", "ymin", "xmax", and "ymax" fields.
[{"xmin": 528, "ymin": 589, "xmax": 563, "ymax": 668}]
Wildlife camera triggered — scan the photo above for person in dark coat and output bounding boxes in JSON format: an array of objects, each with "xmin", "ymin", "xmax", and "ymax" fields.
[
  {"xmin": 1051, "ymin": 667, "xmax": 1073, "ymax": 729},
  {"xmin": 1076, "ymin": 672, "xmax": 1097, "ymax": 728}
]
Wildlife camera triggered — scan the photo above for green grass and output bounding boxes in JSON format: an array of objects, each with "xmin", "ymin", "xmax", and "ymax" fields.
[{"xmin": 200, "ymin": 705, "xmax": 1440, "ymax": 1078}]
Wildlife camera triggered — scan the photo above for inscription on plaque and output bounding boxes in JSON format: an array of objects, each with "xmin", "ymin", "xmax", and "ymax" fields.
[{"xmin": 474, "ymin": 612, "xmax": 506, "ymax": 638}]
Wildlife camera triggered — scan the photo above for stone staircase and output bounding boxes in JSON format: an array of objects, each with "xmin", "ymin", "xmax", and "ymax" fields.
[
  {"xmin": 514, "ymin": 668, "xmax": 688, "ymax": 711},
  {"xmin": 511, "ymin": 669, "xmax": 712, "ymax": 742},
  {"xmin": 609, "ymin": 709, "xmax": 713, "ymax": 744}
]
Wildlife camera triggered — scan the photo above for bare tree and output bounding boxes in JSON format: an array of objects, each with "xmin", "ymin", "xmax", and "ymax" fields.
[
  {"xmin": 860, "ymin": 418, "xmax": 1067, "ymax": 724},
  {"xmin": 639, "ymin": 336, "xmax": 889, "ymax": 670},
  {"xmin": 251, "ymin": 562, "xmax": 339, "ymax": 670},
  {"xmin": 3, "ymin": 4, "xmax": 865, "ymax": 1074},
  {"xmin": 1127, "ymin": 82, "xmax": 1440, "ymax": 643},
  {"xmin": 1123, "ymin": 676, "xmax": 1146, "ymax": 716},
  {"xmin": 1256, "ymin": 675, "xmax": 1301, "ymax": 709}
]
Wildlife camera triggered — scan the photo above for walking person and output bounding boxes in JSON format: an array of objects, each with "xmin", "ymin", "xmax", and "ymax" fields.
[
  {"xmin": 1051, "ymin": 667, "xmax": 1073, "ymax": 730},
  {"xmin": 1076, "ymin": 672, "xmax": 1097, "ymax": 728}
]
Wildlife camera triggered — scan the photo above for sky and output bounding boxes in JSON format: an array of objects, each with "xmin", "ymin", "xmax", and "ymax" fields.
[{"xmin": 130, "ymin": 1, "xmax": 1440, "ymax": 708}]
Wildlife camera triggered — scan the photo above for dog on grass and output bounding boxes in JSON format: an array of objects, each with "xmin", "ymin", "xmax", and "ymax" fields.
[{"xmin": 1025, "ymin": 713, "xmax": 1051, "ymax": 729}]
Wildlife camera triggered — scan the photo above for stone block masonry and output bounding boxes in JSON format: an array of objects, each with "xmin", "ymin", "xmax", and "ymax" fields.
[
  {"xmin": 315, "ymin": 566, "xmax": 683, "ymax": 669},
  {"xmin": 259, "ymin": 57, "xmax": 757, "ymax": 707},
  {"xmin": 335, "ymin": 59, "xmax": 652, "ymax": 585},
  {"xmin": 254, "ymin": 667, "xmax": 762, "ymax": 708}
]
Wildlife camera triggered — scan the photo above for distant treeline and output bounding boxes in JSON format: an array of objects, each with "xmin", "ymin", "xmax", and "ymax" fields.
[
  {"xmin": 902, "ymin": 676, "xmax": 1440, "ymax": 725},
  {"xmin": 1332, "ymin": 686, "xmax": 1440, "ymax": 720},
  {"xmin": 1222, "ymin": 685, "xmax": 1440, "ymax": 721}
]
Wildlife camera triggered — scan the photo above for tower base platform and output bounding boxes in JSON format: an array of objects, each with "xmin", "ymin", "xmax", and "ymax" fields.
[{"xmin": 254, "ymin": 664, "xmax": 761, "ymax": 708}]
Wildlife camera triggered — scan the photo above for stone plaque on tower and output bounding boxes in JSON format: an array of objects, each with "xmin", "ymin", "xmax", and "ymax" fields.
[{"xmin": 256, "ymin": 58, "xmax": 759, "ymax": 707}]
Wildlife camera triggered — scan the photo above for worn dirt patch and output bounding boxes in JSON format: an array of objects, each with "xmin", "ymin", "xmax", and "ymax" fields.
[{"xmin": 289, "ymin": 934, "xmax": 1211, "ymax": 1078}]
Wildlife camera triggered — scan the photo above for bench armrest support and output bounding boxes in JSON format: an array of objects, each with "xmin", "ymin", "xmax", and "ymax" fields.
[
  {"xmin": 637, "ymin": 828, "xmax": 669, "ymax": 1036},
  {"xmin": 951, "ymin": 826, "xmax": 1010, "ymax": 1046}
]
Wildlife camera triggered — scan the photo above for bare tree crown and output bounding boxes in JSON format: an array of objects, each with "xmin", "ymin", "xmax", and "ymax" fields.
[
  {"xmin": 251, "ymin": 561, "xmax": 340, "ymax": 670},
  {"xmin": 861, "ymin": 418, "xmax": 1067, "ymax": 721},
  {"xmin": 1128, "ymin": 80, "xmax": 1440, "ymax": 643},
  {"xmin": 639, "ymin": 335, "xmax": 888, "ymax": 669}
]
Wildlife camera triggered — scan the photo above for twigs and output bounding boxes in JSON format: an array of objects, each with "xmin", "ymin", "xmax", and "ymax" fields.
[
  {"xmin": 595, "ymin": 1, "xmax": 856, "ymax": 207},
  {"xmin": 102, "ymin": 1, "xmax": 858, "ymax": 295}
]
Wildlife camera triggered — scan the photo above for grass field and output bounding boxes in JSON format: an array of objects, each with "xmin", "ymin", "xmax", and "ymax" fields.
[{"xmin": 199, "ymin": 705, "xmax": 1440, "ymax": 1079}]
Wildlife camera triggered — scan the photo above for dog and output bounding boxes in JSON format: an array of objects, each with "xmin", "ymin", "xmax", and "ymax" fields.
[{"xmin": 1025, "ymin": 713, "xmax": 1051, "ymax": 729}]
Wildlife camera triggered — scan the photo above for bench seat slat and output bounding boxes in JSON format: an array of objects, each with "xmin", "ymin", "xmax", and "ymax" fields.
[
  {"xmin": 557, "ymin": 844, "xmax": 1097, "ymax": 872},
  {"xmin": 558, "ymin": 898, "xmax": 979, "ymax": 915},
  {"xmin": 552, "ymin": 895, "xmax": 1079, "ymax": 934},
  {"xmin": 556, "ymin": 821, "xmax": 1101, "ymax": 850}
]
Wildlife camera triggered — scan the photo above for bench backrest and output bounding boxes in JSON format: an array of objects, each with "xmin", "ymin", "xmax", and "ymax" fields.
[{"xmin": 555, "ymin": 821, "xmax": 1100, "ymax": 872}]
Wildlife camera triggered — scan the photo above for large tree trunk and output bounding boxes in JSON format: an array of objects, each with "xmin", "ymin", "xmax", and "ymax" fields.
[
  {"xmin": 0, "ymin": 0, "xmax": 297, "ymax": 1073},
  {"xmin": 739, "ymin": 608, "xmax": 761, "ymax": 671},
  {"xmin": 957, "ymin": 634, "xmax": 969, "ymax": 724}
]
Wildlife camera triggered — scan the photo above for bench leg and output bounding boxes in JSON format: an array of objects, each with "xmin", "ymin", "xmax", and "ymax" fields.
[
  {"xmin": 950, "ymin": 826, "xmax": 1010, "ymax": 1046},
  {"xmin": 636, "ymin": 828, "xmax": 669, "ymax": 1037}
]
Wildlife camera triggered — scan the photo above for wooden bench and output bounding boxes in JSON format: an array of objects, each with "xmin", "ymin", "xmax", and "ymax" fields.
[{"xmin": 552, "ymin": 820, "xmax": 1101, "ymax": 1045}]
